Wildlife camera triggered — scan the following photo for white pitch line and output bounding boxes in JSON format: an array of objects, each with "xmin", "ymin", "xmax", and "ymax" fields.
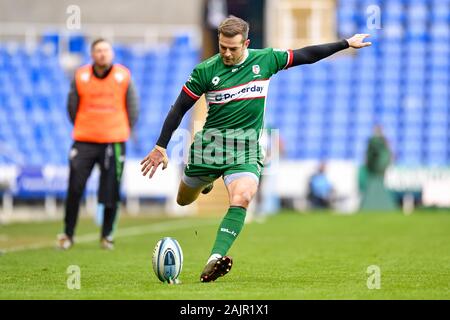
[{"xmin": 1, "ymin": 219, "xmax": 216, "ymax": 254}]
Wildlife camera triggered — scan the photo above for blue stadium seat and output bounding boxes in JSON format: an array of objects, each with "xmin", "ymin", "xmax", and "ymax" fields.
[
  {"xmin": 280, "ymin": 111, "xmax": 301, "ymax": 128},
  {"xmin": 302, "ymin": 138, "xmax": 323, "ymax": 159},
  {"xmin": 303, "ymin": 121, "xmax": 323, "ymax": 140},
  {"xmin": 41, "ymin": 31, "xmax": 60, "ymax": 56},
  {"xmin": 430, "ymin": 23, "xmax": 450, "ymax": 40},
  {"xmin": 431, "ymin": 3, "xmax": 450, "ymax": 22},
  {"xmin": 325, "ymin": 140, "xmax": 348, "ymax": 159},
  {"xmin": 68, "ymin": 34, "xmax": 87, "ymax": 54}
]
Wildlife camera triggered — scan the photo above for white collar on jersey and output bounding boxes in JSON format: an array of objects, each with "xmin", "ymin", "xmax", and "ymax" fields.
[{"xmin": 234, "ymin": 49, "xmax": 249, "ymax": 66}]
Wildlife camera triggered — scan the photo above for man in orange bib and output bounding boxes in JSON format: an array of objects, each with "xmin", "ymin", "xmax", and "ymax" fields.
[{"xmin": 57, "ymin": 38, "xmax": 138, "ymax": 250}]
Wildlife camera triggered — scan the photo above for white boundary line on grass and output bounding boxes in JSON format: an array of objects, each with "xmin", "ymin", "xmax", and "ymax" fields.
[{"xmin": 1, "ymin": 219, "xmax": 216, "ymax": 254}]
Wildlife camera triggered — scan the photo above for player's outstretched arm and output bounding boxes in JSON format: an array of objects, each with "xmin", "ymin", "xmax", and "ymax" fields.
[
  {"xmin": 140, "ymin": 90, "xmax": 195, "ymax": 178},
  {"xmin": 291, "ymin": 34, "xmax": 371, "ymax": 66}
]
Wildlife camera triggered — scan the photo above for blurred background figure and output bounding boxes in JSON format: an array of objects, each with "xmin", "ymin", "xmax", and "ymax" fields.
[
  {"xmin": 307, "ymin": 162, "xmax": 335, "ymax": 210},
  {"xmin": 366, "ymin": 125, "xmax": 393, "ymax": 178},
  {"xmin": 57, "ymin": 39, "xmax": 139, "ymax": 250},
  {"xmin": 359, "ymin": 125, "xmax": 396, "ymax": 211}
]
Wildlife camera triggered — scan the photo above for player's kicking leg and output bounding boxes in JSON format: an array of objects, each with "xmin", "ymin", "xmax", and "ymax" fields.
[
  {"xmin": 200, "ymin": 173, "xmax": 259, "ymax": 282},
  {"xmin": 176, "ymin": 172, "xmax": 216, "ymax": 206}
]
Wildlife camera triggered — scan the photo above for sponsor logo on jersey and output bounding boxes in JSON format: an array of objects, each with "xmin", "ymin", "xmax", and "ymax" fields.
[
  {"xmin": 206, "ymin": 79, "xmax": 270, "ymax": 105},
  {"xmin": 212, "ymin": 76, "xmax": 220, "ymax": 86}
]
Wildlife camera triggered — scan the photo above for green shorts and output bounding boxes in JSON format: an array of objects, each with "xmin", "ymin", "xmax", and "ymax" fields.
[
  {"xmin": 183, "ymin": 161, "xmax": 264, "ymax": 188},
  {"xmin": 184, "ymin": 135, "xmax": 265, "ymax": 188}
]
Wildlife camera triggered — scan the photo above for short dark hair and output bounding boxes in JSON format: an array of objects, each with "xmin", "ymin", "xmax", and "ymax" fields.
[
  {"xmin": 218, "ymin": 15, "xmax": 249, "ymax": 41},
  {"xmin": 90, "ymin": 38, "xmax": 110, "ymax": 51}
]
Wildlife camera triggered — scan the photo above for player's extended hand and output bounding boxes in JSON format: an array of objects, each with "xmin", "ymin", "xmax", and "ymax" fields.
[
  {"xmin": 346, "ymin": 34, "xmax": 372, "ymax": 49},
  {"xmin": 140, "ymin": 145, "xmax": 169, "ymax": 179}
]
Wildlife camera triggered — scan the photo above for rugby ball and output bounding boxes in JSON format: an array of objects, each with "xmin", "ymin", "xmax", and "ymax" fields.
[{"xmin": 152, "ymin": 237, "xmax": 183, "ymax": 283}]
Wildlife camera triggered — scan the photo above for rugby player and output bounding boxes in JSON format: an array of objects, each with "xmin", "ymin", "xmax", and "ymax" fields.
[{"xmin": 140, "ymin": 16, "xmax": 371, "ymax": 282}]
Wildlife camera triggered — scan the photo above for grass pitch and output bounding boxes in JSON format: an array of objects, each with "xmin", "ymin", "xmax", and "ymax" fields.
[{"xmin": 0, "ymin": 210, "xmax": 449, "ymax": 299}]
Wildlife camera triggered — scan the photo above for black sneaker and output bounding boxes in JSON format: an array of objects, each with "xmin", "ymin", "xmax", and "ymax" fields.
[
  {"xmin": 201, "ymin": 183, "xmax": 214, "ymax": 194},
  {"xmin": 200, "ymin": 256, "xmax": 233, "ymax": 282}
]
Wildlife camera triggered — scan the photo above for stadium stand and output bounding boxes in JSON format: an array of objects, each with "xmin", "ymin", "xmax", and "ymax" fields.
[
  {"xmin": 0, "ymin": 34, "xmax": 197, "ymax": 167},
  {"xmin": 266, "ymin": 0, "xmax": 450, "ymax": 166}
]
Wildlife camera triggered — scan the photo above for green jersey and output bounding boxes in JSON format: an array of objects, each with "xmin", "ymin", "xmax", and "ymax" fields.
[{"xmin": 183, "ymin": 47, "xmax": 293, "ymax": 167}]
